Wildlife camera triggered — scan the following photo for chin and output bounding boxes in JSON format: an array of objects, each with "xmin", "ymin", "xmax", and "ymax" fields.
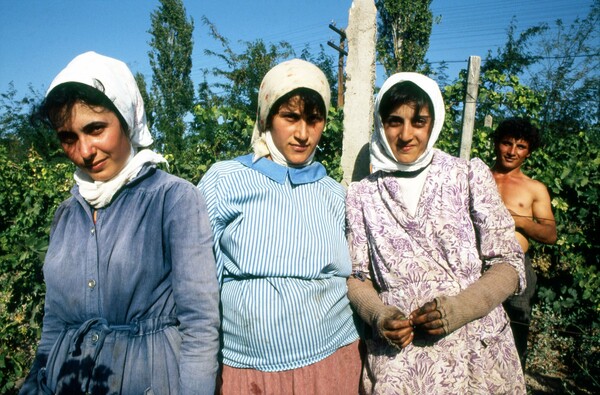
[
  {"xmin": 286, "ymin": 155, "xmax": 310, "ymax": 165},
  {"xmin": 88, "ymin": 171, "xmax": 118, "ymax": 182}
]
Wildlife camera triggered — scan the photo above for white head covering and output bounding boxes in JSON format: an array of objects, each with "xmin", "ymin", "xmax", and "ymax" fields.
[
  {"xmin": 370, "ymin": 72, "xmax": 445, "ymax": 173},
  {"xmin": 251, "ymin": 59, "xmax": 330, "ymax": 167},
  {"xmin": 47, "ymin": 51, "xmax": 153, "ymax": 148},
  {"xmin": 46, "ymin": 51, "xmax": 166, "ymax": 208}
]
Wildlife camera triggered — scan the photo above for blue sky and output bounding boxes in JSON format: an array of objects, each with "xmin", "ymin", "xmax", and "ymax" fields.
[{"xmin": 0, "ymin": 0, "xmax": 595, "ymax": 97}]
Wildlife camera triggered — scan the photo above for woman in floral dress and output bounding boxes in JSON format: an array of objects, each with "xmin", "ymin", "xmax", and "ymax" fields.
[{"xmin": 346, "ymin": 72, "xmax": 526, "ymax": 394}]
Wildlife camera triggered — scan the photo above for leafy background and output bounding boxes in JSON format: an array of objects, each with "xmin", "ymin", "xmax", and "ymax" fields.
[{"xmin": 1, "ymin": 0, "xmax": 598, "ymax": 393}]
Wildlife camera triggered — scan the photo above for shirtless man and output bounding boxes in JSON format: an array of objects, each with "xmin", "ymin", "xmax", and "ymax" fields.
[{"xmin": 491, "ymin": 118, "xmax": 557, "ymax": 371}]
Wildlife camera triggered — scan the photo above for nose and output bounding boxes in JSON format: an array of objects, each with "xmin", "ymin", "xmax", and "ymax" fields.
[
  {"xmin": 294, "ymin": 120, "xmax": 309, "ymax": 141},
  {"xmin": 398, "ymin": 124, "xmax": 413, "ymax": 142},
  {"xmin": 508, "ymin": 145, "xmax": 517, "ymax": 155},
  {"xmin": 78, "ymin": 135, "xmax": 96, "ymax": 160}
]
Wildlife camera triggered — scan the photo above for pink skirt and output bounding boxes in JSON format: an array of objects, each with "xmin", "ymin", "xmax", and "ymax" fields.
[{"xmin": 219, "ymin": 340, "xmax": 362, "ymax": 394}]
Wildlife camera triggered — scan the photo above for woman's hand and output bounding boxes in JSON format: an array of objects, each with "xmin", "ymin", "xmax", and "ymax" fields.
[
  {"xmin": 410, "ymin": 300, "xmax": 445, "ymax": 336},
  {"xmin": 378, "ymin": 307, "xmax": 414, "ymax": 348},
  {"xmin": 346, "ymin": 277, "xmax": 414, "ymax": 349}
]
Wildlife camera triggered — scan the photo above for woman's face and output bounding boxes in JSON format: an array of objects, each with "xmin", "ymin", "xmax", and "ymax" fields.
[
  {"xmin": 383, "ymin": 103, "xmax": 432, "ymax": 164},
  {"xmin": 269, "ymin": 95, "xmax": 325, "ymax": 165},
  {"xmin": 56, "ymin": 102, "xmax": 131, "ymax": 181}
]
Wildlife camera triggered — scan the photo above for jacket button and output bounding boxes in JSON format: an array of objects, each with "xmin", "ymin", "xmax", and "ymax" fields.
[{"xmin": 87, "ymin": 279, "xmax": 96, "ymax": 289}]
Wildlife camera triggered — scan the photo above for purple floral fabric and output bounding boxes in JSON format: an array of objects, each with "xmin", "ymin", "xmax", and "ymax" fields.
[{"xmin": 346, "ymin": 150, "xmax": 526, "ymax": 394}]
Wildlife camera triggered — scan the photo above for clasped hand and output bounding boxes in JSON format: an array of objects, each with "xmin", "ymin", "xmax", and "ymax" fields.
[{"xmin": 380, "ymin": 300, "xmax": 445, "ymax": 349}]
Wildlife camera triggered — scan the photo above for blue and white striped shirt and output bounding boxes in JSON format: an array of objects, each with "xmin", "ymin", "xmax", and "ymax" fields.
[{"xmin": 198, "ymin": 154, "xmax": 358, "ymax": 371}]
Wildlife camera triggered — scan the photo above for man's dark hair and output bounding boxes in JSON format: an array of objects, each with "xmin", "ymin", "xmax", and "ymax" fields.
[{"xmin": 493, "ymin": 118, "xmax": 541, "ymax": 152}]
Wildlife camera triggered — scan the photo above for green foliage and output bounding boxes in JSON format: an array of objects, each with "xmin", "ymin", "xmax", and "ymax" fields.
[
  {"xmin": 0, "ymin": 85, "xmax": 62, "ymax": 162},
  {"xmin": 200, "ymin": 16, "xmax": 295, "ymax": 119},
  {"xmin": 135, "ymin": 72, "xmax": 155, "ymax": 131},
  {"xmin": 1, "ymin": 2, "xmax": 598, "ymax": 393},
  {"xmin": 376, "ymin": 0, "xmax": 435, "ymax": 74},
  {"xmin": 481, "ymin": 19, "xmax": 548, "ymax": 77},
  {"xmin": 0, "ymin": 147, "xmax": 72, "ymax": 393},
  {"xmin": 479, "ymin": 1, "xmax": 599, "ymax": 138},
  {"xmin": 529, "ymin": 297, "xmax": 600, "ymax": 390},
  {"xmin": 172, "ymin": 104, "xmax": 254, "ymax": 184},
  {"xmin": 315, "ymin": 107, "xmax": 344, "ymax": 182},
  {"xmin": 148, "ymin": 0, "xmax": 195, "ymax": 156},
  {"xmin": 299, "ymin": 45, "xmax": 339, "ymax": 107},
  {"xmin": 526, "ymin": 130, "xmax": 600, "ymax": 312},
  {"xmin": 529, "ymin": 2, "xmax": 599, "ymax": 134}
]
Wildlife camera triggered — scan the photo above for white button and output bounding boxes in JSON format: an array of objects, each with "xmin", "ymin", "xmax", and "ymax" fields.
[
  {"xmin": 91, "ymin": 333, "xmax": 99, "ymax": 343},
  {"xmin": 87, "ymin": 279, "xmax": 96, "ymax": 289},
  {"xmin": 90, "ymin": 228, "xmax": 95, "ymax": 235}
]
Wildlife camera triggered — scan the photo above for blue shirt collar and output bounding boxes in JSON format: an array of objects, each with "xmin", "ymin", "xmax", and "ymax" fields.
[{"xmin": 236, "ymin": 154, "xmax": 327, "ymax": 185}]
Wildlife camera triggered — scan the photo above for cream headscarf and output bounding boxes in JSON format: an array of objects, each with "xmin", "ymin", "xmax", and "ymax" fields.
[
  {"xmin": 46, "ymin": 51, "xmax": 166, "ymax": 208},
  {"xmin": 370, "ymin": 72, "xmax": 445, "ymax": 173},
  {"xmin": 251, "ymin": 59, "xmax": 331, "ymax": 167}
]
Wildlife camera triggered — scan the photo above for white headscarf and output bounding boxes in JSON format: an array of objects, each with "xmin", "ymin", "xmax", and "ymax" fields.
[
  {"xmin": 251, "ymin": 59, "xmax": 331, "ymax": 167},
  {"xmin": 46, "ymin": 51, "xmax": 166, "ymax": 208},
  {"xmin": 370, "ymin": 72, "xmax": 445, "ymax": 173}
]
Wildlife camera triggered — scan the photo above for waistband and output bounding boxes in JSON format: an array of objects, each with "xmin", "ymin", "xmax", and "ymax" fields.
[{"xmin": 68, "ymin": 316, "xmax": 178, "ymax": 354}]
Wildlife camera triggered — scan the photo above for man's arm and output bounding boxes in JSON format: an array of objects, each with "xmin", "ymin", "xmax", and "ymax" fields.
[{"xmin": 512, "ymin": 181, "xmax": 557, "ymax": 245}]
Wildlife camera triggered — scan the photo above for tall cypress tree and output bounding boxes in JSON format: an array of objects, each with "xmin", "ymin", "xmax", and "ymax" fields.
[
  {"xmin": 376, "ymin": 0, "xmax": 434, "ymax": 75},
  {"xmin": 148, "ymin": 0, "xmax": 194, "ymax": 155}
]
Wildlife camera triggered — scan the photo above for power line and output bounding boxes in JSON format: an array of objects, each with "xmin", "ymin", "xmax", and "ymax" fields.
[
  {"xmin": 428, "ymin": 53, "xmax": 600, "ymax": 66},
  {"xmin": 181, "ymin": 1, "xmax": 597, "ymax": 88}
]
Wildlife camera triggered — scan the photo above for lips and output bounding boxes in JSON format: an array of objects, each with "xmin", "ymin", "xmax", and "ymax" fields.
[
  {"xmin": 291, "ymin": 144, "xmax": 310, "ymax": 152},
  {"xmin": 395, "ymin": 142, "xmax": 414, "ymax": 153},
  {"xmin": 87, "ymin": 158, "xmax": 107, "ymax": 172}
]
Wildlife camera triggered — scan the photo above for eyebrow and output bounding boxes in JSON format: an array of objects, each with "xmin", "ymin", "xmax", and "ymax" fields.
[
  {"xmin": 386, "ymin": 114, "xmax": 431, "ymax": 120},
  {"xmin": 82, "ymin": 121, "xmax": 108, "ymax": 133}
]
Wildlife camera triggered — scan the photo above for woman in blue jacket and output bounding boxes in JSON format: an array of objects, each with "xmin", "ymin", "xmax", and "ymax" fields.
[{"xmin": 20, "ymin": 51, "xmax": 220, "ymax": 395}]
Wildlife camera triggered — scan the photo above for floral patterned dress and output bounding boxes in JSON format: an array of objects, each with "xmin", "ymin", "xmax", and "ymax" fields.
[{"xmin": 346, "ymin": 150, "xmax": 526, "ymax": 394}]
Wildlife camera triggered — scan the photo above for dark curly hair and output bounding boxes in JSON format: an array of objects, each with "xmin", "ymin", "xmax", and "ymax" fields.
[{"xmin": 493, "ymin": 118, "xmax": 541, "ymax": 152}]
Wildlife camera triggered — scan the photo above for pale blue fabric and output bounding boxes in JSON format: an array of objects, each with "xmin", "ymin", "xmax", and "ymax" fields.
[
  {"xmin": 20, "ymin": 166, "xmax": 220, "ymax": 395},
  {"xmin": 198, "ymin": 154, "xmax": 359, "ymax": 372}
]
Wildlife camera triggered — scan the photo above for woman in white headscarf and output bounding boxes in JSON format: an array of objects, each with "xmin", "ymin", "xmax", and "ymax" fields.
[
  {"xmin": 198, "ymin": 59, "xmax": 360, "ymax": 394},
  {"xmin": 20, "ymin": 52, "xmax": 220, "ymax": 395},
  {"xmin": 346, "ymin": 73, "xmax": 527, "ymax": 394}
]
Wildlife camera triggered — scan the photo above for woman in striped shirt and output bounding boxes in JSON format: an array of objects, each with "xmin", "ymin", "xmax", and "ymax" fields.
[{"xmin": 198, "ymin": 59, "xmax": 360, "ymax": 394}]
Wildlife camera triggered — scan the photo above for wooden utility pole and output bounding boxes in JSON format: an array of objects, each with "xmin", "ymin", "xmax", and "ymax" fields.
[
  {"xmin": 459, "ymin": 56, "xmax": 481, "ymax": 160},
  {"xmin": 328, "ymin": 24, "xmax": 347, "ymax": 108}
]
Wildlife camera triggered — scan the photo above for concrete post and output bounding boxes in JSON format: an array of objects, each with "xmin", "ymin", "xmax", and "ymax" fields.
[{"xmin": 340, "ymin": 0, "xmax": 377, "ymax": 186}]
